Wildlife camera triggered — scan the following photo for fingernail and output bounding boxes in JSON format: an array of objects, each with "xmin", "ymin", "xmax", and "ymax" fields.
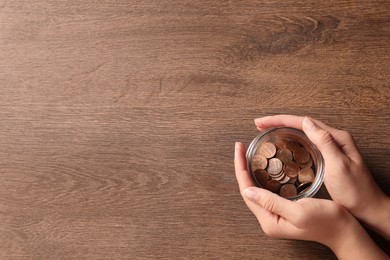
[
  {"xmin": 254, "ymin": 118, "xmax": 262, "ymax": 124},
  {"xmin": 254, "ymin": 119, "xmax": 266, "ymax": 131},
  {"xmin": 244, "ymin": 187, "xmax": 258, "ymax": 201},
  {"xmin": 303, "ymin": 117, "xmax": 317, "ymax": 131},
  {"xmin": 254, "ymin": 116, "xmax": 270, "ymax": 124}
]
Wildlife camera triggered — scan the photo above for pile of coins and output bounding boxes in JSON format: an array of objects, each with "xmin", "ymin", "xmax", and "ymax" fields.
[{"xmin": 250, "ymin": 138, "xmax": 315, "ymax": 198}]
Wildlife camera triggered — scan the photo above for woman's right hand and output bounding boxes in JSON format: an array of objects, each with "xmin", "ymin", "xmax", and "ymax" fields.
[{"xmin": 254, "ymin": 115, "xmax": 390, "ymax": 240}]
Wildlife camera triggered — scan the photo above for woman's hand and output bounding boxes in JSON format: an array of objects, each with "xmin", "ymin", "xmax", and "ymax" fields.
[
  {"xmin": 254, "ymin": 115, "xmax": 390, "ymax": 240},
  {"xmin": 234, "ymin": 142, "xmax": 388, "ymax": 260}
]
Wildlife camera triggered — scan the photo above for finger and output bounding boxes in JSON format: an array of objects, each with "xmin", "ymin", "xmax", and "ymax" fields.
[
  {"xmin": 234, "ymin": 142, "xmax": 279, "ymax": 221},
  {"xmin": 234, "ymin": 143, "xmax": 303, "ymax": 239},
  {"xmin": 254, "ymin": 115, "xmax": 304, "ymax": 131},
  {"xmin": 243, "ymin": 187, "xmax": 301, "ymax": 223},
  {"xmin": 254, "ymin": 114, "xmax": 339, "ymax": 133},
  {"xmin": 302, "ymin": 117, "xmax": 347, "ymax": 163},
  {"xmin": 234, "ymin": 142, "xmax": 255, "ymax": 195},
  {"xmin": 245, "ymin": 198, "xmax": 276, "ymax": 221},
  {"xmin": 310, "ymin": 119, "xmax": 361, "ymax": 161},
  {"xmin": 234, "ymin": 142, "xmax": 287, "ymax": 234},
  {"xmin": 255, "ymin": 115, "xmax": 361, "ymax": 161},
  {"xmin": 248, "ymin": 202, "xmax": 299, "ymax": 238}
]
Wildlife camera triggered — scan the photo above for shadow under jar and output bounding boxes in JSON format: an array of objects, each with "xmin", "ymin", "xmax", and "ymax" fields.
[{"xmin": 246, "ymin": 127, "xmax": 324, "ymax": 200}]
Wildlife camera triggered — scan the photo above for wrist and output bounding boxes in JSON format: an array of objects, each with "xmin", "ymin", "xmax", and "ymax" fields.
[
  {"xmin": 356, "ymin": 192, "xmax": 390, "ymax": 240},
  {"xmin": 376, "ymin": 194, "xmax": 390, "ymax": 223},
  {"xmin": 363, "ymin": 194, "xmax": 390, "ymax": 240},
  {"xmin": 329, "ymin": 219, "xmax": 388, "ymax": 260},
  {"xmin": 326, "ymin": 214, "xmax": 360, "ymax": 253},
  {"xmin": 316, "ymin": 206, "xmax": 361, "ymax": 253}
]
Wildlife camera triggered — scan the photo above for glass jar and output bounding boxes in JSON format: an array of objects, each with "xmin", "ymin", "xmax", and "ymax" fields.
[{"xmin": 246, "ymin": 127, "xmax": 324, "ymax": 200}]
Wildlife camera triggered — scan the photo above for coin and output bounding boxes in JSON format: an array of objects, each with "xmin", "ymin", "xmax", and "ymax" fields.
[
  {"xmin": 270, "ymin": 170, "xmax": 284, "ymax": 178},
  {"xmin": 286, "ymin": 141, "xmax": 301, "ymax": 152},
  {"xmin": 294, "ymin": 147, "xmax": 310, "ymax": 164},
  {"xmin": 265, "ymin": 180, "xmax": 282, "ymax": 194},
  {"xmin": 297, "ymin": 182, "xmax": 312, "ymax": 193},
  {"xmin": 251, "ymin": 154, "xmax": 268, "ymax": 170},
  {"xmin": 279, "ymin": 175, "xmax": 291, "ymax": 184},
  {"xmin": 272, "ymin": 171, "xmax": 286, "ymax": 181},
  {"xmin": 299, "ymin": 157, "xmax": 313, "ymax": 169},
  {"xmin": 253, "ymin": 169, "xmax": 270, "ymax": 188},
  {"xmin": 257, "ymin": 142, "xmax": 277, "ymax": 158},
  {"xmin": 287, "ymin": 176, "xmax": 297, "ymax": 184},
  {"xmin": 298, "ymin": 168, "xmax": 315, "ymax": 183},
  {"xmin": 276, "ymin": 148, "xmax": 293, "ymax": 163},
  {"xmin": 267, "ymin": 158, "xmax": 283, "ymax": 175},
  {"xmin": 280, "ymin": 184, "xmax": 297, "ymax": 198},
  {"xmin": 274, "ymin": 139, "xmax": 287, "ymax": 149},
  {"xmin": 284, "ymin": 161, "xmax": 300, "ymax": 178}
]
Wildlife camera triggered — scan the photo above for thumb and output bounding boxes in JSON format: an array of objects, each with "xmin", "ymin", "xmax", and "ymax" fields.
[
  {"xmin": 302, "ymin": 117, "xmax": 345, "ymax": 161},
  {"xmin": 243, "ymin": 187, "xmax": 300, "ymax": 222}
]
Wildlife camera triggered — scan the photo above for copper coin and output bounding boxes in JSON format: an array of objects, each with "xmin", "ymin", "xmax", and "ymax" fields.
[
  {"xmin": 265, "ymin": 180, "xmax": 282, "ymax": 194},
  {"xmin": 276, "ymin": 149, "xmax": 293, "ymax": 164},
  {"xmin": 280, "ymin": 184, "xmax": 297, "ymax": 198},
  {"xmin": 287, "ymin": 176, "xmax": 297, "ymax": 184},
  {"xmin": 267, "ymin": 158, "xmax": 283, "ymax": 175},
  {"xmin": 257, "ymin": 142, "xmax": 277, "ymax": 158},
  {"xmin": 286, "ymin": 140, "xmax": 301, "ymax": 152},
  {"xmin": 297, "ymin": 182, "xmax": 312, "ymax": 193},
  {"xmin": 298, "ymin": 168, "xmax": 315, "ymax": 183},
  {"xmin": 272, "ymin": 171, "xmax": 286, "ymax": 181},
  {"xmin": 299, "ymin": 157, "xmax": 313, "ymax": 169},
  {"xmin": 279, "ymin": 175, "xmax": 291, "ymax": 184},
  {"xmin": 274, "ymin": 139, "xmax": 287, "ymax": 149},
  {"xmin": 270, "ymin": 170, "xmax": 284, "ymax": 178},
  {"xmin": 251, "ymin": 154, "xmax": 268, "ymax": 170},
  {"xmin": 294, "ymin": 147, "xmax": 310, "ymax": 164},
  {"xmin": 284, "ymin": 161, "xmax": 300, "ymax": 178},
  {"xmin": 253, "ymin": 169, "xmax": 270, "ymax": 188}
]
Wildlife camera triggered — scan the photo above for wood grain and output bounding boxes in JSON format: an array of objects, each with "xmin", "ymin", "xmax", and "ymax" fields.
[{"xmin": 0, "ymin": 0, "xmax": 389, "ymax": 259}]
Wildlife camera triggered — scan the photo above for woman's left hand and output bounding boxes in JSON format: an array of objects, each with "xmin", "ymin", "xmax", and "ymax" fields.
[{"xmin": 234, "ymin": 142, "xmax": 388, "ymax": 260}]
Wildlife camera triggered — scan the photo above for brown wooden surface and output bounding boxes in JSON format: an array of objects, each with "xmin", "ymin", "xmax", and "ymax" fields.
[{"xmin": 0, "ymin": 1, "xmax": 389, "ymax": 259}]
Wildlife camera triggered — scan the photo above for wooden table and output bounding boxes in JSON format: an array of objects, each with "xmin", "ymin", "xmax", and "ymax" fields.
[{"xmin": 1, "ymin": 1, "xmax": 389, "ymax": 259}]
